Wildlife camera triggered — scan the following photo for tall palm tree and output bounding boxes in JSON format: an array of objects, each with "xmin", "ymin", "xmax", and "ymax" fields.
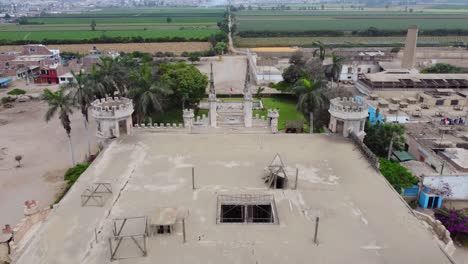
[
  {"xmin": 65, "ymin": 71, "xmax": 96, "ymax": 157},
  {"xmin": 312, "ymin": 41, "xmax": 326, "ymax": 62},
  {"xmin": 330, "ymin": 52, "xmax": 345, "ymax": 88},
  {"xmin": 95, "ymin": 57, "xmax": 128, "ymax": 96},
  {"xmin": 127, "ymin": 64, "xmax": 171, "ymax": 124},
  {"xmin": 43, "ymin": 88, "xmax": 76, "ymax": 166},
  {"xmin": 293, "ymin": 78, "xmax": 327, "ymax": 131}
]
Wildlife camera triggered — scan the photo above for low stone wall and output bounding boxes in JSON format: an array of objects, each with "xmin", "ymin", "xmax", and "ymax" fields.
[
  {"xmin": 413, "ymin": 210, "xmax": 456, "ymax": 257},
  {"xmin": 349, "ymin": 132, "xmax": 380, "ymax": 170},
  {"xmin": 135, "ymin": 123, "xmax": 184, "ymax": 129},
  {"xmin": 6, "ymin": 207, "xmax": 52, "ymax": 261}
]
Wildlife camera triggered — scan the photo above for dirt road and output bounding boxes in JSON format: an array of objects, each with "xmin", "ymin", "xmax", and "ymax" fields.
[{"xmin": 0, "ymin": 100, "xmax": 97, "ymax": 226}]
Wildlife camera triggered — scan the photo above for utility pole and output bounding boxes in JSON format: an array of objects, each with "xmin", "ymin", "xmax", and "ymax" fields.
[{"xmin": 313, "ymin": 217, "xmax": 320, "ymax": 245}]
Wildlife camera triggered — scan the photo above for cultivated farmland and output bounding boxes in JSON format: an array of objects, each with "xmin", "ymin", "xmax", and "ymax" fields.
[
  {"xmin": 234, "ymin": 8, "xmax": 468, "ymax": 47},
  {"xmin": 0, "ymin": 8, "xmax": 224, "ymax": 44}
]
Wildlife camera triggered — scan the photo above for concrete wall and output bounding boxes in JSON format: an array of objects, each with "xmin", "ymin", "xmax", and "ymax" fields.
[
  {"xmin": 423, "ymin": 175, "xmax": 468, "ymax": 200},
  {"xmin": 340, "ymin": 63, "xmax": 381, "ymax": 82}
]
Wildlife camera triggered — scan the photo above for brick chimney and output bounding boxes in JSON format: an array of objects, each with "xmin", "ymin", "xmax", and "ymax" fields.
[{"xmin": 401, "ymin": 25, "xmax": 419, "ymax": 69}]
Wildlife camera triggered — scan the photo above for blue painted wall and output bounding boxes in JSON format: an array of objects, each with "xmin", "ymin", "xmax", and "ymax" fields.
[
  {"xmin": 354, "ymin": 96, "xmax": 383, "ymax": 124},
  {"xmin": 419, "ymin": 188, "xmax": 443, "ymax": 208},
  {"xmin": 402, "ymin": 185, "xmax": 419, "ymax": 197}
]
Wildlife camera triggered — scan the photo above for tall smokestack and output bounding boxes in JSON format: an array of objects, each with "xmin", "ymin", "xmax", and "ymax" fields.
[{"xmin": 401, "ymin": 25, "xmax": 418, "ymax": 69}]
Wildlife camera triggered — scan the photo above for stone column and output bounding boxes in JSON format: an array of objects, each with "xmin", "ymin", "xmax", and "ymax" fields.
[
  {"xmin": 268, "ymin": 109, "xmax": 279, "ymax": 133},
  {"xmin": 183, "ymin": 109, "xmax": 195, "ymax": 129}
]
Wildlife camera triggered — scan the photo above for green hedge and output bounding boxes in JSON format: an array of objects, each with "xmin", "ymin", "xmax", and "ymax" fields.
[
  {"xmin": 379, "ymin": 158, "xmax": 419, "ymax": 192},
  {"xmin": 7, "ymin": 88, "xmax": 26, "ymax": 96},
  {"xmin": 64, "ymin": 163, "xmax": 90, "ymax": 189}
]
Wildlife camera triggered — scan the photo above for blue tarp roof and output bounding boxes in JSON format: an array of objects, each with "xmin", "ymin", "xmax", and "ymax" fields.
[{"xmin": 0, "ymin": 78, "xmax": 12, "ymax": 86}]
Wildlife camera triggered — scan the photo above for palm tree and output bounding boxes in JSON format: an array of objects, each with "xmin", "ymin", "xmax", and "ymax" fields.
[
  {"xmin": 43, "ymin": 88, "xmax": 76, "ymax": 166},
  {"xmin": 312, "ymin": 41, "xmax": 326, "ymax": 62},
  {"xmin": 65, "ymin": 71, "xmax": 96, "ymax": 157},
  {"xmin": 127, "ymin": 64, "xmax": 171, "ymax": 124},
  {"xmin": 95, "ymin": 57, "xmax": 128, "ymax": 96},
  {"xmin": 330, "ymin": 52, "xmax": 345, "ymax": 88},
  {"xmin": 293, "ymin": 78, "xmax": 327, "ymax": 132}
]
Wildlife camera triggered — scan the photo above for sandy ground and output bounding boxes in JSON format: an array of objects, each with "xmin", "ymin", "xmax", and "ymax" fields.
[
  {"xmin": 0, "ymin": 42, "xmax": 211, "ymax": 55},
  {"xmin": 0, "ymin": 98, "xmax": 97, "ymax": 227},
  {"xmin": 196, "ymin": 56, "xmax": 247, "ymax": 95},
  {"xmin": 16, "ymin": 133, "xmax": 453, "ymax": 264},
  {"xmin": 196, "ymin": 55, "xmax": 279, "ymax": 95}
]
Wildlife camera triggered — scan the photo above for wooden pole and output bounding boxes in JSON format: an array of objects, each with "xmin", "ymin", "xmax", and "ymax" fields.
[
  {"xmin": 182, "ymin": 218, "xmax": 186, "ymax": 243},
  {"xmin": 313, "ymin": 217, "xmax": 320, "ymax": 245},
  {"xmin": 294, "ymin": 168, "xmax": 298, "ymax": 190},
  {"xmin": 192, "ymin": 167, "xmax": 195, "ymax": 190}
]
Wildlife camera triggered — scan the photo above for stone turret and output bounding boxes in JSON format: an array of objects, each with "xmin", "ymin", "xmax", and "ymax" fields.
[
  {"xmin": 91, "ymin": 97, "xmax": 134, "ymax": 139},
  {"xmin": 183, "ymin": 109, "xmax": 195, "ymax": 129},
  {"xmin": 328, "ymin": 97, "xmax": 368, "ymax": 140},
  {"xmin": 268, "ymin": 109, "xmax": 279, "ymax": 133},
  {"xmin": 208, "ymin": 63, "xmax": 217, "ymax": 128}
]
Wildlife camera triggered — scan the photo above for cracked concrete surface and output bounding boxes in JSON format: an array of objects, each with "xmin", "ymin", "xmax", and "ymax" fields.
[{"xmin": 16, "ymin": 133, "xmax": 453, "ymax": 264}]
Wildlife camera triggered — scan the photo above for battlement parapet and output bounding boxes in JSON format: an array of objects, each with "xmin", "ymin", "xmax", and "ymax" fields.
[{"xmin": 91, "ymin": 97, "xmax": 134, "ymax": 119}]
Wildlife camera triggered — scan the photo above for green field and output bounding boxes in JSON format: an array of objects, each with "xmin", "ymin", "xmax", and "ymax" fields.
[
  {"xmin": 235, "ymin": 9, "xmax": 468, "ymax": 32},
  {"xmin": 254, "ymin": 97, "xmax": 306, "ymax": 131},
  {"xmin": 235, "ymin": 35, "xmax": 468, "ymax": 47},
  {"xmin": 234, "ymin": 8, "xmax": 468, "ymax": 47},
  {"xmin": 0, "ymin": 29, "xmax": 219, "ymax": 41},
  {"xmin": 237, "ymin": 17, "xmax": 468, "ymax": 32},
  {"xmin": 0, "ymin": 8, "xmax": 224, "ymax": 43}
]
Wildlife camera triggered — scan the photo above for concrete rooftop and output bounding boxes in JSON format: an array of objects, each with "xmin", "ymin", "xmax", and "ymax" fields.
[{"xmin": 16, "ymin": 133, "xmax": 452, "ymax": 264}]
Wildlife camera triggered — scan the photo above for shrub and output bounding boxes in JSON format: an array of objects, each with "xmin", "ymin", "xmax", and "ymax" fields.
[
  {"xmin": 434, "ymin": 207, "xmax": 468, "ymax": 242},
  {"xmin": 1, "ymin": 96, "xmax": 15, "ymax": 104},
  {"xmin": 64, "ymin": 163, "xmax": 90, "ymax": 188},
  {"xmin": 379, "ymin": 158, "xmax": 419, "ymax": 191},
  {"xmin": 7, "ymin": 88, "xmax": 26, "ymax": 95}
]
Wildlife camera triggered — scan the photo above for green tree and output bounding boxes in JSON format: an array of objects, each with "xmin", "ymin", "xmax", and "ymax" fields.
[
  {"xmin": 330, "ymin": 52, "xmax": 344, "ymax": 86},
  {"xmin": 293, "ymin": 78, "xmax": 327, "ymax": 129},
  {"xmin": 379, "ymin": 158, "xmax": 419, "ymax": 191},
  {"xmin": 160, "ymin": 62, "xmax": 208, "ymax": 109},
  {"xmin": 282, "ymin": 65, "xmax": 303, "ymax": 84},
  {"xmin": 65, "ymin": 71, "xmax": 96, "ymax": 157},
  {"xmin": 214, "ymin": 42, "xmax": 227, "ymax": 55},
  {"xmin": 95, "ymin": 57, "xmax": 129, "ymax": 96},
  {"xmin": 90, "ymin": 19, "xmax": 96, "ymax": 31},
  {"xmin": 188, "ymin": 52, "xmax": 201, "ymax": 64},
  {"xmin": 4, "ymin": 13, "xmax": 11, "ymax": 20},
  {"xmin": 127, "ymin": 64, "xmax": 171, "ymax": 123},
  {"xmin": 166, "ymin": 17, "xmax": 172, "ymax": 23},
  {"xmin": 364, "ymin": 122, "xmax": 405, "ymax": 157},
  {"xmin": 421, "ymin": 63, "xmax": 462, "ymax": 74},
  {"xmin": 43, "ymin": 88, "xmax": 76, "ymax": 165},
  {"xmin": 289, "ymin": 50, "xmax": 305, "ymax": 66},
  {"xmin": 312, "ymin": 41, "xmax": 326, "ymax": 62}
]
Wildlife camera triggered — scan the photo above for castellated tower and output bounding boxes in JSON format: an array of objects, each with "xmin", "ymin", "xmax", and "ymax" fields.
[
  {"xmin": 328, "ymin": 97, "xmax": 368, "ymax": 141},
  {"xmin": 91, "ymin": 97, "xmax": 134, "ymax": 139}
]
